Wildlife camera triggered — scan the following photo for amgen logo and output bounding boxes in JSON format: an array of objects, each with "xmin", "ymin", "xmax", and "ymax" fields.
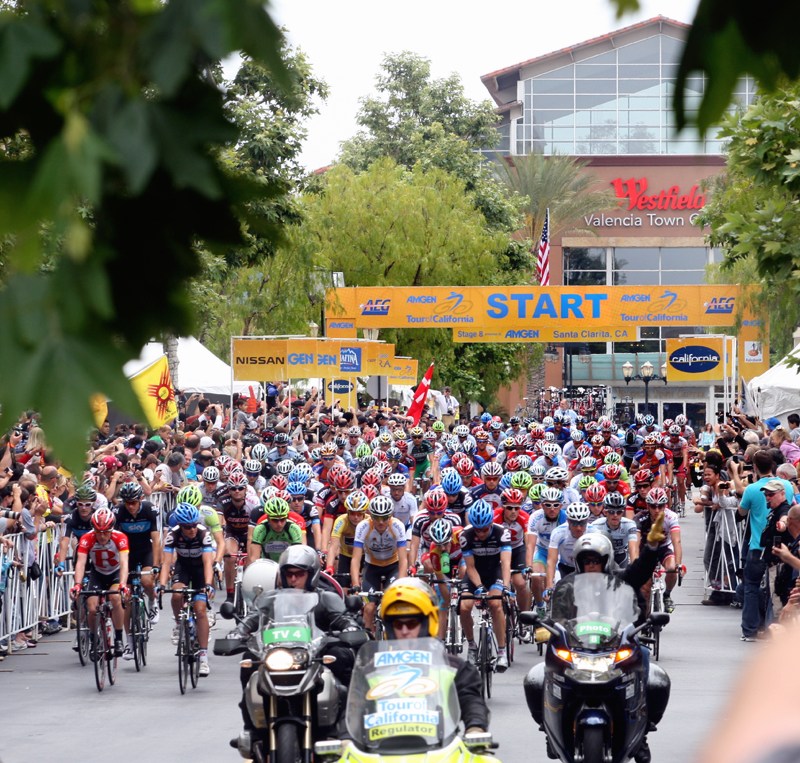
[{"xmin": 669, "ymin": 345, "xmax": 721, "ymax": 374}]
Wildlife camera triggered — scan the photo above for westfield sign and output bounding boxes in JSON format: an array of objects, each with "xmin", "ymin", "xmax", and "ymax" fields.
[{"xmin": 611, "ymin": 177, "xmax": 706, "ymax": 212}]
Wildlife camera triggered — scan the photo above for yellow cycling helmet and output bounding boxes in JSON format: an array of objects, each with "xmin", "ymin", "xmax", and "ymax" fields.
[{"xmin": 382, "ymin": 577, "xmax": 439, "ymax": 639}]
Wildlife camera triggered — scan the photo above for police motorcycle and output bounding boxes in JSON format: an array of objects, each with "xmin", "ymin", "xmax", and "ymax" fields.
[
  {"xmin": 214, "ymin": 585, "xmax": 367, "ymax": 763},
  {"xmin": 521, "ymin": 575, "xmax": 670, "ymax": 763},
  {"xmin": 314, "ymin": 637, "xmax": 498, "ymax": 763}
]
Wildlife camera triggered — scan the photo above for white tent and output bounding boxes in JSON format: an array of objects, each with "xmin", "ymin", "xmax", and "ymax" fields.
[
  {"xmin": 747, "ymin": 344, "xmax": 800, "ymax": 424},
  {"xmin": 123, "ymin": 336, "xmax": 261, "ymax": 397}
]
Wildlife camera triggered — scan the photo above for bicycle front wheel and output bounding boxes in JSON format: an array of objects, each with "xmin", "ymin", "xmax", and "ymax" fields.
[
  {"xmin": 131, "ymin": 598, "xmax": 144, "ymax": 672},
  {"xmin": 93, "ymin": 616, "xmax": 106, "ymax": 692},
  {"xmin": 445, "ymin": 606, "xmax": 462, "ymax": 655},
  {"xmin": 76, "ymin": 598, "xmax": 91, "ymax": 667},
  {"xmin": 106, "ymin": 615, "xmax": 118, "ymax": 686},
  {"xmin": 189, "ymin": 620, "xmax": 200, "ymax": 689},
  {"xmin": 477, "ymin": 625, "xmax": 492, "ymax": 700},
  {"xmin": 178, "ymin": 618, "xmax": 189, "ymax": 695},
  {"xmin": 505, "ymin": 603, "xmax": 516, "ymax": 665}
]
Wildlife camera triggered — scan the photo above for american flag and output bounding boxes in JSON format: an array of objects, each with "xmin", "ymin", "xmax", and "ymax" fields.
[{"xmin": 536, "ymin": 207, "xmax": 551, "ymax": 286}]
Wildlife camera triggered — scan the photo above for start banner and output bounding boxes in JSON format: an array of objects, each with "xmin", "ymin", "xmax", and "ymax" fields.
[{"xmin": 452, "ymin": 326, "xmax": 640, "ymax": 343}]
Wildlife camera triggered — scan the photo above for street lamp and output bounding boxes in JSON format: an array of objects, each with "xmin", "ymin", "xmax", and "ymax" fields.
[
  {"xmin": 308, "ymin": 321, "xmax": 319, "ymax": 338},
  {"xmin": 621, "ymin": 359, "xmax": 666, "ymax": 417}
]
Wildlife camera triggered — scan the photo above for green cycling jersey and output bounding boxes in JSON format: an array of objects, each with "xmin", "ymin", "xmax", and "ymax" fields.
[{"xmin": 251, "ymin": 520, "xmax": 303, "ymax": 561}]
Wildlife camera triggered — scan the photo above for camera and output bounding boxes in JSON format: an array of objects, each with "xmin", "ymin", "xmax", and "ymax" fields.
[{"xmin": 0, "ymin": 509, "xmax": 20, "ymax": 520}]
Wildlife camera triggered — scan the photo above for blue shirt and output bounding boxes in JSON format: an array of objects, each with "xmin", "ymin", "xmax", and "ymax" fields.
[{"xmin": 740, "ymin": 476, "xmax": 794, "ymax": 551}]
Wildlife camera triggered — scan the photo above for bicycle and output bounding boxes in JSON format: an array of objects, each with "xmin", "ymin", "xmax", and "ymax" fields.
[
  {"xmin": 160, "ymin": 588, "xmax": 201, "ymax": 694},
  {"xmin": 458, "ymin": 591, "xmax": 505, "ymax": 700},
  {"xmin": 128, "ymin": 567, "xmax": 154, "ymax": 672},
  {"xmin": 79, "ymin": 589, "xmax": 122, "ymax": 693},
  {"xmin": 415, "ymin": 571, "xmax": 463, "ymax": 655},
  {"xmin": 640, "ymin": 566, "xmax": 683, "ymax": 661},
  {"xmin": 227, "ymin": 551, "xmax": 249, "ymax": 619},
  {"xmin": 353, "ymin": 588, "xmax": 386, "ymax": 641},
  {"xmin": 72, "ymin": 575, "xmax": 91, "ymax": 667}
]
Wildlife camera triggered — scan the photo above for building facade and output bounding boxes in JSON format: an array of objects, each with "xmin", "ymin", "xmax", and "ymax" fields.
[{"xmin": 482, "ymin": 16, "xmax": 759, "ymax": 428}]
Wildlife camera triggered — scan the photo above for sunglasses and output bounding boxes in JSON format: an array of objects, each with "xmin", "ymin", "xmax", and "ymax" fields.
[
  {"xmin": 568, "ymin": 520, "xmax": 587, "ymax": 526},
  {"xmin": 541, "ymin": 502, "xmax": 562, "ymax": 508},
  {"xmin": 124, "ymin": 499, "xmax": 140, "ymax": 505},
  {"xmin": 412, "ymin": 435, "xmax": 423, "ymax": 439},
  {"xmin": 76, "ymin": 502, "xmax": 94, "ymax": 509},
  {"xmin": 391, "ymin": 616, "xmax": 423, "ymax": 630},
  {"xmin": 605, "ymin": 509, "xmax": 624, "ymax": 515},
  {"xmin": 322, "ymin": 457, "xmax": 334, "ymax": 462},
  {"xmin": 587, "ymin": 501, "xmax": 604, "ymax": 507},
  {"xmin": 229, "ymin": 486, "xmax": 246, "ymax": 491},
  {"xmin": 284, "ymin": 568, "xmax": 306, "ymax": 579},
  {"xmin": 289, "ymin": 496, "xmax": 304, "ymax": 501},
  {"xmin": 582, "ymin": 556, "xmax": 603, "ymax": 565},
  {"xmin": 504, "ymin": 505, "xmax": 521, "ymax": 511}
]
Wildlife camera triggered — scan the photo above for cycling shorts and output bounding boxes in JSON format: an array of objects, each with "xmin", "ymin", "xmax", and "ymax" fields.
[
  {"xmin": 171, "ymin": 564, "xmax": 208, "ymax": 602},
  {"xmin": 362, "ymin": 562, "xmax": 398, "ymax": 595},
  {"xmin": 224, "ymin": 532, "xmax": 247, "ymax": 552},
  {"xmin": 128, "ymin": 548, "xmax": 154, "ymax": 571},
  {"xmin": 511, "ymin": 545, "xmax": 527, "ymax": 569},
  {"xmin": 466, "ymin": 574, "xmax": 504, "ymax": 593},
  {"xmin": 413, "ymin": 460, "xmax": 431, "ymax": 479},
  {"xmin": 87, "ymin": 570, "xmax": 120, "ymax": 591},
  {"xmin": 533, "ymin": 546, "xmax": 548, "ymax": 566},
  {"xmin": 655, "ymin": 546, "xmax": 676, "ymax": 565}
]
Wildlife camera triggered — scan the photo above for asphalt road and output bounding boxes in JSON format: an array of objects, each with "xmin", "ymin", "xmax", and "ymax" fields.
[{"xmin": 2, "ymin": 500, "xmax": 755, "ymax": 763}]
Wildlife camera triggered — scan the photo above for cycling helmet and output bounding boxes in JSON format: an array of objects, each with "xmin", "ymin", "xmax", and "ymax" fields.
[
  {"xmin": 361, "ymin": 484, "xmax": 379, "ymax": 500},
  {"xmin": 359, "ymin": 455, "xmax": 378, "ymax": 472},
  {"xmin": 675, "ymin": 414, "xmax": 688, "ymax": 426},
  {"xmin": 369, "ymin": 495, "xmax": 394, "ymax": 518},
  {"xmin": 377, "ymin": 461, "xmax": 393, "ymax": 478},
  {"xmin": 382, "ymin": 577, "xmax": 439, "ymax": 638},
  {"xmin": 215, "ymin": 454, "xmax": 233, "ymax": 470},
  {"xmin": 542, "ymin": 416, "xmax": 554, "ymax": 427},
  {"xmin": 459, "ymin": 441, "xmax": 477, "ymax": 456},
  {"xmin": 373, "ymin": 450, "xmax": 388, "ymax": 462},
  {"xmin": 242, "ymin": 559, "xmax": 280, "ymax": 605},
  {"xmin": 260, "ymin": 486, "xmax": 278, "ymax": 503},
  {"xmin": 604, "ymin": 492, "xmax": 626, "ymax": 509},
  {"xmin": 386, "ymin": 447, "xmax": 402, "ymax": 461},
  {"xmin": 396, "ymin": 439, "xmax": 409, "ymax": 451},
  {"xmin": 480, "ymin": 412, "xmax": 492, "ymax": 424},
  {"xmin": 604, "ymin": 452, "xmax": 622, "ymax": 465},
  {"xmin": 499, "ymin": 473, "xmax": 513, "ymax": 490},
  {"xmin": 545, "ymin": 466, "xmax": 569, "ymax": 482},
  {"xmin": 475, "ymin": 430, "xmax": 489, "ymax": 443},
  {"xmin": 574, "ymin": 534, "xmax": 614, "ymax": 573},
  {"xmin": 310, "ymin": 448, "xmax": 322, "ymax": 463},
  {"xmin": 429, "ymin": 518, "xmax": 453, "ymax": 546},
  {"xmin": 505, "ymin": 455, "xmax": 521, "ymax": 473},
  {"xmin": 584, "ymin": 483, "xmax": 607, "ymax": 502},
  {"xmin": 541, "ymin": 486, "xmax": 563, "ymax": 503},
  {"xmin": 251, "ymin": 443, "xmax": 268, "ymax": 462},
  {"xmin": 201, "ymin": 465, "xmax": 220, "ymax": 483},
  {"xmin": 243, "ymin": 458, "xmax": 262, "ymax": 475},
  {"xmin": 576, "ymin": 444, "xmax": 592, "ymax": 458},
  {"xmin": 331, "ymin": 470, "xmax": 355, "ymax": 491},
  {"xmin": 424, "ymin": 488, "xmax": 449, "ymax": 514},
  {"xmin": 542, "ymin": 441, "xmax": 560, "ymax": 458},
  {"xmin": 387, "ymin": 472, "xmax": 407, "ymax": 488},
  {"xmin": 502, "ymin": 436, "xmax": 515, "ymax": 450},
  {"xmin": 467, "ymin": 500, "xmax": 494, "ymax": 529},
  {"xmin": 600, "ymin": 419, "xmax": 614, "ymax": 432},
  {"xmin": 361, "ymin": 468, "xmax": 383, "ymax": 488},
  {"xmin": 570, "ymin": 429, "xmax": 585, "ymax": 442},
  {"xmin": 501, "ymin": 488, "xmax": 525, "ymax": 506},
  {"xmin": 320, "ymin": 442, "xmax": 338, "ymax": 457},
  {"xmin": 646, "ymin": 487, "xmax": 669, "ymax": 506},
  {"xmin": 553, "ymin": 413, "xmax": 564, "ymax": 424},
  {"xmin": 345, "ymin": 490, "xmax": 370, "ymax": 514},
  {"xmin": 276, "ymin": 460, "xmax": 294, "ymax": 476},
  {"xmin": 295, "ymin": 462, "xmax": 314, "ymax": 480},
  {"xmin": 355, "ymin": 443, "xmax": 372, "ymax": 459},
  {"xmin": 90, "ymin": 507, "xmax": 115, "ymax": 531},
  {"xmin": 634, "ymin": 469, "xmax": 654, "ymax": 485},
  {"xmin": 172, "ymin": 503, "xmax": 200, "ymax": 526},
  {"xmin": 511, "ymin": 471, "xmax": 533, "ymax": 490},
  {"xmin": 590, "ymin": 434, "xmax": 605, "ymax": 448},
  {"xmin": 409, "ymin": 426, "xmax": 424, "ymax": 438},
  {"xmin": 516, "ymin": 454, "xmax": 533, "ymax": 471},
  {"xmin": 278, "ymin": 545, "xmax": 320, "ymax": 591},
  {"xmin": 481, "ymin": 461, "xmax": 503, "ymax": 478},
  {"xmin": 274, "ymin": 489, "xmax": 292, "ymax": 504},
  {"xmin": 579, "ymin": 455, "xmax": 598, "ymax": 472},
  {"xmin": 643, "ymin": 434, "xmax": 659, "ymax": 446},
  {"xmin": 577, "ymin": 475, "xmax": 598, "ymax": 490},
  {"xmin": 529, "ymin": 483, "xmax": 545, "ymax": 502},
  {"xmin": 270, "ymin": 474, "xmax": 288, "ymax": 491},
  {"xmin": 333, "ymin": 436, "xmax": 347, "ymax": 450},
  {"xmin": 643, "ymin": 414, "xmax": 655, "ymax": 427},
  {"xmin": 378, "ymin": 432, "xmax": 393, "ymax": 445},
  {"xmin": 565, "ymin": 502, "xmax": 591, "ymax": 522},
  {"xmin": 531, "ymin": 462, "xmax": 546, "ymax": 479},
  {"xmin": 176, "ymin": 483, "xmax": 202, "ymax": 507},
  {"xmin": 543, "ymin": 431, "xmax": 556, "ymax": 443},
  {"xmin": 118, "ymin": 481, "xmax": 143, "ymax": 502},
  {"xmin": 455, "ymin": 458, "xmax": 474, "ymax": 477},
  {"xmin": 440, "ymin": 468, "xmax": 463, "ymax": 495},
  {"xmin": 348, "ymin": 426, "xmax": 362, "ymax": 437},
  {"xmin": 454, "ymin": 425, "xmax": 470, "ymax": 437},
  {"xmin": 264, "ymin": 497, "xmax": 290, "ymax": 519},
  {"xmin": 662, "ymin": 419, "xmax": 674, "ymax": 431},
  {"xmin": 597, "ymin": 447, "xmax": 613, "ymax": 462},
  {"xmin": 509, "ymin": 416, "xmax": 520, "ymax": 426},
  {"xmin": 221, "ymin": 461, "xmax": 242, "ymax": 479},
  {"xmin": 603, "ymin": 464, "xmax": 622, "ymax": 480},
  {"xmin": 227, "ymin": 471, "xmax": 249, "ymax": 489},
  {"xmin": 287, "ymin": 481, "xmax": 307, "ymax": 497},
  {"xmin": 528, "ymin": 425, "xmax": 544, "ymax": 440},
  {"xmin": 514, "ymin": 433, "xmax": 529, "ymax": 448},
  {"xmin": 273, "ymin": 433, "xmax": 290, "ymax": 446},
  {"xmin": 490, "ymin": 420, "xmax": 503, "ymax": 431},
  {"xmin": 432, "ymin": 421, "xmax": 445, "ymax": 433},
  {"xmin": 668, "ymin": 425, "xmax": 682, "ymax": 436}
]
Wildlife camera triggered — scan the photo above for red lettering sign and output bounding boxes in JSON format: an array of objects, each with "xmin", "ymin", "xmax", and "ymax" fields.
[{"xmin": 611, "ymin": 177, "xmax": 706, "ymax": 212}]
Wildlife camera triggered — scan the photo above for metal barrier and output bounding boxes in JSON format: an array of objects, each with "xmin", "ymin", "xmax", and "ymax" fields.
[{"xmin": 0, "ymin": 527, "xmax": 72, "ymax": 642}]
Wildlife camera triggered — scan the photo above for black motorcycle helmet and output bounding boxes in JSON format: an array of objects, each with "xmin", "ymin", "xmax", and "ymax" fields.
[{"xmin": 277, "ymin": 545, "xmax": 321, "ymax": 591}]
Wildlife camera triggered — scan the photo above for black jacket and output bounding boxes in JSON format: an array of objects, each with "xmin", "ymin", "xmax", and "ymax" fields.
[{"xmin": 447, "ymin": 654, "xmax": 491, "ymax": 732}]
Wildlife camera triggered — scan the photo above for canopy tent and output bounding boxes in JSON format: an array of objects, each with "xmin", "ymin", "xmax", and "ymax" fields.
[
  {"xmin": 747, "ymin": 344, "xmax": 800, "ymax": 424},
  {"xmin": 123, "ymin": 336, "xmax": 261, "ymax": 398}
]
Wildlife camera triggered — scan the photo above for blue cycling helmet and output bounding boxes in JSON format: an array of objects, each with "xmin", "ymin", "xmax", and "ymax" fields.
[
  {"xmin": 467, "ymin": 500, "xmax": 494, "ymax": 529},
  {"xmin": 287, "ymin": 481, "xmax": 307, "ymax": 497},
  {"xmin": 173, "ymin": 502, "xmax": 200, "ymax": 526},
  {"xmin": 499, "ymin": 473, "xmax": 513, "ymax": 490},
  {"xmin": 480, "ymin": 412, "xmax": 492, "ymax": 424},
  {"xmin": 440, "ymin": 468, "xmax": 463, "ymax": 496}
]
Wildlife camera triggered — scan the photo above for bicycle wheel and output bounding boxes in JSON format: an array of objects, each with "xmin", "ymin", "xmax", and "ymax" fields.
[
  {"xmin": 374, "ymin": 616, "xmax": 385, "ymax": 642},
  {"xmin": 93, "ymin": 615, "xmax": 106, "ymax": 692},
  {"xmin": 189, "ymin": 619, "xmax": 200, "ymax": 689},
  {"xmin": 652, "ymin": 625, "xmax": 661, "ymax": 661},
  {"xmin": 76, "ymin": 598, "xmax": 91, "ymax": 667},
  {"xmin": 445, "ymin": 605, "xmax": 462, "ymax": 655},
  {"xmin": 177, "ymin": 617, "xmax": 189, "ymax": 695},
  {"xmin": 505, "ymin": 603, "xmax": 516, "ymax": 665},
  {"xmin": 234, "ymin": 579, "xmax": 246, "ymax": 619},
  {"xmin": 484, "ymin": 626, "xmax": 494, "ymax": 699},
  {"xmin": 131, "ymin": 598, "xmax": 144, "ymax": 672},
  {"xmin": 138, "ymin": 599, "xmax": 149, "ymax": 667},
  {"xmin": 106, "ymin": 615, "xmax": 118, "ymax": 686}
]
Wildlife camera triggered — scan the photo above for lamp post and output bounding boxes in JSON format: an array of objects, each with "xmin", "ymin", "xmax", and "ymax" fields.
[{"xmin": 621, "ymin": 360, "xmax": 667, "ymax": 417}]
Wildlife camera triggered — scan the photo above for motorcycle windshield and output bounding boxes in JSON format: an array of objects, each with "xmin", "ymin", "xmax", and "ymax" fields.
[
  {"xmin": 346, "ymin": 638, "xmax": 460, "ymax": 754},
  {"xmin": 253, "ymin": 589, "xmax": 321, "ymax": 646},
  {"xmin": 550, "ymin": 573, "xmax": 640, "ymax": 650}
]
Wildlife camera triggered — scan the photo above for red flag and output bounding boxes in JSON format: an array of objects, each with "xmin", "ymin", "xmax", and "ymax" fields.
[
  {"xmin": 406, "ymin": 362, "xmax": 435, "ymax": 426},
  {"xmin": 536, "ymin": 208, "xmax": 551, "ymax": 286}
]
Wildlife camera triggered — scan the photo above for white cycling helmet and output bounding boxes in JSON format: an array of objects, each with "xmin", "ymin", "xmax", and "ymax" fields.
[
  {"xmin": 545, "ymin": 466, "xmax": 569, "ymax": 482},
  {"xmin": 565, "ymin": 502, "xmax": 592, "ymax": 522},
  {"xmin": 387, "ymin": 472, "xmax": 407, "ymax": 487},
  {"xmin": 540, "ymin": 486, "xmax": 564, "ymax": 503}
]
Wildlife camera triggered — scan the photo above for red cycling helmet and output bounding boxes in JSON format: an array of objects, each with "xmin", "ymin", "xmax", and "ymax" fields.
[
  {"xmin": 603, "ymin": 464, "xmax": 622, "ymax": 480},
  {"xmin": 634, "ymin": 468, "xmax": 654, "ymax": 485},
  {"xmin": 331, "ymin": 470, "xmax": 355, "ymax": 491},
  {"xmin": 584, "ymin": 483, "xmax": 607, "ymax": 502},
  {"xmin": 646, "ymin": 487, "xmax": 669, "ymax": 506},
  {"xmin": 270, "ymin": 474, "xmax": 288, "ymax": 491},
  {"xmin": 91, "ymin": 508, "xmax": 115, "ymax": 532},
  {"xmin": 501, "ymin": 488, "xmax": 525, "ymax": 507},
  {"xmin": 424, "ymin": 488, "xmax": 449, "ymax": 514},
  {"xmin": 455, "ymin": 458, "xmax": 474, "ymax": 477},
  {"xmin": 505, "ymin": 455, "xmax": 521, "ymax": 473}
]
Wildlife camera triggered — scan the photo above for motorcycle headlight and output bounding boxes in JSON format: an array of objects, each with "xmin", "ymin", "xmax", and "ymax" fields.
[
  {"xmin": 571, "ymin": 654, "xmax": 615, "ymax": 673},
  {"xmin": 265, "ymin": 648, "xmax": 309, "ymax": 671}
]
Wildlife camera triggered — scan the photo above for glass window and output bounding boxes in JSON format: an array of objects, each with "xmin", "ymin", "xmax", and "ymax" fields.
[
  {"xmin": 711, "ymin": 247, "xmax": 724, "ymax": 263},
  {"xmin": 660, "ymin": 36, "xmax": 683, "ymax": 64},
  {"xmin": 576, "ymin": 92, "xmax": 616, "ymax": 109},
  {"xmin": 575, "ymin": 64, "xmax": 617, "ymax": 79},
  {"xmin": 685, "ymin": 403, "xmax": 707, "ymax": 431},
  {"xmin": 661, "ymin": 270, "xmax": 705, "ymax": 285},
  {"xmin": 619, "ymin": 64, "xmax": 661, "ymax": 79},
  {"xmin": 623, "ymin": 95, "xmax": 662, "ymax": 110},
  {"xmin": 661, "ymin": 326, "xmax": 707, "ymax": 339},
  {"xmin": 613, "ymin": 270, "xmax": 660, "ymax": 286},
  {"xmin": 565, "ymin": 270, "xmax": 606, "ymax": 286},
  {"xmin": 622, "ymin": 140, "xmax": 659, "ymax": 154},
  {"xmin": 533, "ymin": 94, "xmax": 574, "ymax": 110},
  {"xmin": 640, "ymin": 326, "xmax": 660, "ymax": 339},
  {"xmin": 531, "ymin": 78, "xmax": 573, "ymax": 95},
  {"xmin": 618, "ymin": 38, "xmax": 659, "ymax": 64},
  {"xmin": 615, "ymin": 248, "xmax": 660, "ymax": 269},
  {"xmin": 662, "ymin": 402, "xmax": 685, "ymax": 422},
  {"xmin": 576, "ymin": 79, "xmax": 617, "ymax": 95},
  {"xmin": 564, "ymin": 247, "xmax": 607, "ymax": 270},
  {"xmin": 660, "ymin": 247, "xmax": 708, "ymax": 269},
  {"xmin": 583, "ymin": 50, "xmax": 617, "ymax": 65},
  {"xmin": 532, "ymin": 109, "xmax": 574, "ymax": 125},
  {"xmin": 548, "ymin": 141, "xmax": 576, "ymax": 154},
  {"xmin": 586, "ymin": 141, "xmax": 618, "ymax": 155},
  {"xmin": 537, "ymin": 65, "xmax": 574, "ymax": 79},
  {"xmin": 614, "ymin": 340, "xmax": 661, "ymax": 354},
  {"xmin": 623, "ymin": 109, "xmax": 660, "ymax": 127},
  {"xmin": 618, "ymin": 78, "xmax": 661, "ymax": 95},
  {"xmin": 541, "ymin": 125, "xmax": 575, "ymax": 142}
]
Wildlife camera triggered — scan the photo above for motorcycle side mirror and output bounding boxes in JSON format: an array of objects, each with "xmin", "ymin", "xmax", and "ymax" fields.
[
  {"xmin": 339, "ymin": 629, "xmax": 370, "ymax": 647},
  {"xmin": 519, "ymin": 611, "xmax": 540, "ymax": 627},
  {"xmin": 345, "ymin": 594, "xmax": 363, "ymax": 613},
  {"xmin": 213, "ymin": 638, "xmax": 246, "ymax": 656},
  {"xmin": 650, "ymin": 611, "xmax": 670, "ymax": 628},
  {"xmin": 219, "ymin": 601, "xmax": 237, "ymax": 620}
]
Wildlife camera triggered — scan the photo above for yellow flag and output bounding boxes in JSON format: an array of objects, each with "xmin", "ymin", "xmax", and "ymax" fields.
[
  {"xmin": 89, "ymin": 393, "xmax": 108, "ymax": 429},
  {"xmin": 129, "ymin": 355, "xmax": 178, "ymax": 428}
]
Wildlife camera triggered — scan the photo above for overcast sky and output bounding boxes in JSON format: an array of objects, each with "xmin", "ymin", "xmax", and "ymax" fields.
[{"xmin": 270, "ymin": 0, "xmax": 699, "ymax": 170}]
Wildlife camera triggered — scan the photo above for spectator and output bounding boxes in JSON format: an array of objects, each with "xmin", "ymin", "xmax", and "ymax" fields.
[
  {"xmin": 769, "ymin": 426, "xmax": 800, "ymax": 468},
  {"xmin": 787, "ymin": 413, "xmax": 800, "ymax": 443},
  {"xmin": 16, "ymin": 427, "xmax": 46, "ymax": 467},
  {"xmin": 557, "ymin": 398, "xmax": 579, "ymax": 425},
  {"xmin": 441, "ymin": 387, "xmax": 459, "ymax": 429},
  {"xmin": 699, "ymin": 423, "xmax": 716, "ymax": 451},
  {"xmin": 770, "ymin": 505, "xmax": 800, "ymax": 616}
]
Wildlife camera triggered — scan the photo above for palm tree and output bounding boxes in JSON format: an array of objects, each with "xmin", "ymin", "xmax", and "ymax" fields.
[{"xmin": 492, "ymin": 152, "xmax": 616, "ymax": 250}]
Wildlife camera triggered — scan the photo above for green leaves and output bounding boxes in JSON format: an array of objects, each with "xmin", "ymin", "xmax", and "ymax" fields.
[{"xmin": 0, "ymin": 14, "xmax": 61, "ymax": 109}]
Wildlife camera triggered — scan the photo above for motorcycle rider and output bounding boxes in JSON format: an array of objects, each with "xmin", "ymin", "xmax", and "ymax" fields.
[
  {"xmin": 381, "ymin": 577, "xmax": 490, "ymax": 735},
  {"xmin": 226, "ymin": 545, "xmax": 366, "ymax": 751},
  {"xmin": 523, "ymin": 513, "xmax": 671, "ymax": 763}
]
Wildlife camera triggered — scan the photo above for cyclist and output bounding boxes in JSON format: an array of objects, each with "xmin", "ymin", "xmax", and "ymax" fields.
[
  {"xmin": 631, "ymin": 435, "xmax": 668, "ymax": 486},
  {"xmin": 408, "ymin": 426, "xmax": 434, "ymax": 489},
  {"xmin": 242, "ymin": 458, "xmax": 267, "ymax": 494},
  {"xmin": 286, "ymin": 481, "xmax": 321, "ymax": 551},
  {"xmin": 459, "ymin": 500, "xmax": 511, "ymax": 671},
  {"xmin": 69, "ymin": 508, "xmax": 129, "ymax": 658},
  {"xmin": 350, "ymin": 495, "xmax": 407, "ymax": 633},
  {"xmin": 545, "ymin": 466, "xmax": 580, "ymax": 505},
  {"xmin": 439, "ymin": 467, "xmax": 474, "ymax": 523},
  {"xmin": 325, "ymin": 490, "xmax": 369, "ymax": 581},
  {"xmin": 665, "ymin": 425, "xmax": 690, "ymax": 506},
  {"xmin": 582, "ymin": 481, "xmax": 607, "ymax": 518},
  {"xmin": 526, "ymin": 486, "xmax": 567, "ymax": 614},
  {"xmin": 533, "ymin": 441, "xmax": 566, "ymax": 473},
  {"xmin": 221, "ymin": 471, "xmax": 254, "ymax": 602},
  {"xmin": 157, "ymin": 503, "xmax": 215, "ymax": 676},
  {"xmin": 493, "ymin": 487, "xmax": 532, "ymax": 613},
  {"xmin": 599, "ymin": 462, "xmax": 631, "ymax": 498},
  {"xmin": 422, "ymin": 518, "xmax": 464, "ymax": 638},
  {"xmin": 381, "ymin": 577, "xmax": 489, "ymax": 735},
  {"xmin": 635, "ymin": 487, "xmax": 682, "ymax": 612},
  {"xmin": 470, "ymin": 461, "xmax": 504, "ymax": 510},
  {"xmin": 637, "ymin": 414, "xmax": 659, "ymax": 439},
  {"xmin": 455, "ymin": 457, "xmax": 479, "ymax": 490},
  {"xmin": 545, "ymin": 502, "xmax": 591, "ymax": 593},
  {"xmin": 114, "ymin": 481, "xmax": 161, "ymax": 657},
  {"xmin": 474, "ymin": 430, "xmax": 497, "ymax": 464},
  {"xmin": 386, "ymin": 472, "xmax": 417, "ymax": 529},
  {"xmin": 319, "ymin": 469, "xmax": 356, "ymax": 552},
  {"xmin": 55, "ymin": 482, "xmax": 98, "ymax": 575},
  {"xmin": 622, "ymin": 426, "xmax": 644, "ymax": 470},
  {"xmin": 385, "ymin": 447, "xmax": 410, "ymax": 477},
  {"xmin": 628, "ymin": 468, "xmax": 655, "ymax": 518},
  {"xmin": 267, "ymin": 432, "xmax": 299, "ymax": 463},
  {"xmin": 589, "ymin": 492, "xmax": 640, "ymax": 567},
  {"xmin": 249, "ymin": 497, "xmax": 303, "ymax": 563},
  {"xmin": 199, "ymin": 465, "xmax": 224, "ymax": 509},
  {"xmin": 409, "ymin": 488, "xmax": 462, "ymax": 572}
]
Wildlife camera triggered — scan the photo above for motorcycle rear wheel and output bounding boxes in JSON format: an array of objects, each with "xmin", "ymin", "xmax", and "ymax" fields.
[{"xmin": 275, "ymin": 722, "xmax": 302, "ymax": 763}]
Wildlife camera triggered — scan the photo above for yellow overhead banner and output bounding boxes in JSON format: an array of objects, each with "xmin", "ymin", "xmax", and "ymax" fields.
[
  {"xmin": 325, "ymin": 318, "xmax": 357, "ymax": 338},
  {"xmin": 232, "ymin": 339, "xmax": 290, "ymax": 381},
  {"xmin": 388, "ymin": 357, "xmax": 418, "ymax": 385},
  {"xmin": 452, "ymin": 326, "xmax": 640, "ymax": 343},
  {"xmin": 666, "ymin": 336, "xmax": 727, "ymax": 381}
]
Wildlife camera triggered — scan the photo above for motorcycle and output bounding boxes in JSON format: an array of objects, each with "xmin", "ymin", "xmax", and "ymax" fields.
[
  {"xmin": 314, "ymin": 637, "xmax": 498, "ymax": 762},
  {"xmin": 521, "ymin": 574, "xmax": 669, "ymax": 763},
  {"xmin": 214, "ymin": 588, "xmax": 367, "ymax": 763}
]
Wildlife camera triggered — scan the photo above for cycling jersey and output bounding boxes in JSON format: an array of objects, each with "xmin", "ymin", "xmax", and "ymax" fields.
[
  {"xmin": 221, "ymin": 500, "xmax": 250, "ymax": 539},
  {"xmin": 632, "ymin": 449, "xmax": 666, "ymax": 472},
  {"xmin": 634, "ymin": 509, "xmax": 680, "ymax": 552},
  {"xmin": 411, "ymin": 510, "xmax": 462, "ymax": 553},
  {"xmin": 353, "ymin": 517, "xmax": 406, "ymax": 566},
  {"xmin": 114, "ymin": 501, "xmax": 158, "ymax": 567},
  {"xmin": 548, "ymin": 524, "xmax": 583, "ymax": 567},
  {"xmin": 77, "ymin": 530, "xmax": 129, "ymax": 575},
  {"xmin": 163, "ymin": 526, "xmax": 214, "ymax": 570},
  {"xmin": 331, "ymin": 514, "xmax": 359, "ymax": 558},
  {"xmin": 588, "ymin": 517, "xmax": 639, "ymax": 565},
  {"xmin": 389, "ymin": 492, "xmax": 417, "ymax": 528},
  {"xmin": 459, "ymin": 524, "xmax": 511, "ymax": 585},
  {"xmin": 63, "ymin": 509, "xmax": 93, "ymax": 542},
  {"xmin": 527, "ymin": 509, "xmax": 567, "ymax": 552},
  {"xmin": 492, "ymin": 507, "xmax": 530, "ymax": 549},
  {"xmin": 445, "ymin": 488, "xmax": 474, "ymax": 521},
  {"xmin": 198, "ymin": 504, "xmax": 222, "ymax": 534},
  {"xmin": 251, "ymin": 520, "xmax": 303, "ymax": 561},
  {"xmin": 469, "ymin": 484, "xmax": 502, "ymax": 511}
]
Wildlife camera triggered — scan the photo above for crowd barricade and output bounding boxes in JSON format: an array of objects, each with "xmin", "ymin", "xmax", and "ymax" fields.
[{"xmin": 0, "ymin": 527, "xmax": 72, "ymax": 642}]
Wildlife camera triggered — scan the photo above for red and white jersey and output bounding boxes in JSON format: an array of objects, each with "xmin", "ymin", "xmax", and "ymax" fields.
[
  {"xmin": 492, "ymin": 507, "xmax": 530, "ymax": 548},
  {"xmin": 77, "ymin": 530, "xmax": 129, "ymax": 575}
]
